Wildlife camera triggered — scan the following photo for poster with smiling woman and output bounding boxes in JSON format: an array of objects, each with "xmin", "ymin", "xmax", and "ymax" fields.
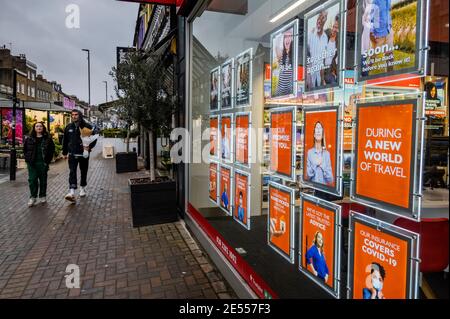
[
  {"xmin": 270, "ymin": 19, "xmax": 298, "ymax": 99},
  {"xmin": 301, "ymin": 105, "xmax": 343, "ymax": 196},
  {"xmin": 299, "ymin": 193, "xmax": 342, "ymax": 298}
]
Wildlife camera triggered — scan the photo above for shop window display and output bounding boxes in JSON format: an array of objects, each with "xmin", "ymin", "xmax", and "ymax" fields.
[{"xmin": 188, "ymin": 0, "xmax": 447, "ymax": 299}]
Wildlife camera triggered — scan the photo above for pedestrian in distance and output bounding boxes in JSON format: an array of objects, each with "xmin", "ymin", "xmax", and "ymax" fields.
[
  {"xmin": 62, "ymin": 109, "xmax": 98, "ymax": 203},
  {"xmin": 23, "ymin": 121, "xmax": 55, "ymax": 207}
]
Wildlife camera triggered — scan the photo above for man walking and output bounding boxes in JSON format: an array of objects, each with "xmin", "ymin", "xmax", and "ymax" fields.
[{"xmin": 62, "ymin": 110, "xmax": 97, "ymax": 202}]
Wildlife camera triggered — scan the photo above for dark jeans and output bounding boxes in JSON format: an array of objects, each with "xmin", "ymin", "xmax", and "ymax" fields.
[
  {"xmin": 27, "ymin": 162, "xmax": 48, "ymax": 198},
  {"xmin": 68, "ymin": 155, "xmax": 89, "ymax": 189}
]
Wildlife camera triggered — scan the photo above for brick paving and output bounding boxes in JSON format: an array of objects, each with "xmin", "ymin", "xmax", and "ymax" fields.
[{"xmin": 0, "ymin": 139, "xmax": 236, "ymax": 299}]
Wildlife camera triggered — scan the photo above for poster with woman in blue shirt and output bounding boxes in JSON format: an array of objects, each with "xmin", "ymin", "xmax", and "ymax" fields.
[{"xmin": 305, "ymin": 231, "xmax": 330, "ymax": 283}]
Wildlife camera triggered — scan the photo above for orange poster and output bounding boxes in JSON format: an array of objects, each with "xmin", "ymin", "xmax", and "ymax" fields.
[
  {"xmin": 235, "ymin": 113, "xmax": 250, "ymax": 165},
  {"xmin": 269, "ymin": 184, "xmax": 292, "ymax": 259},
  {"xmin": 209, "ymin": 162, "xmax": 218, "ymax": 202},
  {"xmin": 351, "ymin": 220, "xmax": 410, "ymax": 299},
  {"xmin": 219, "ymin": 165, "xmax": 231, "ymax": 214},
  {"xmin": 355, "ymin": 101, "xmax": 415, "ymax": 209},
  {"xmin": 303, "ymin": 108, "xmax": 337, "ymax": 189},
  {"xmin": 234, "ymin": 171, "xmax": 249, "ymax": 228},
  {"xmin": 301, "ymin": 198, "xmax": 336, "ymax": 290},
  {"xmin": 221, "ymin": 115, "xmax": 232, "ymax": 162},
  {"xmin": 270, "ymin": 109, "xmax": 294, "ymax": 179},
  {"xmin": 210, "ymin": 117, "xmax": 218, "ymax": 157}
]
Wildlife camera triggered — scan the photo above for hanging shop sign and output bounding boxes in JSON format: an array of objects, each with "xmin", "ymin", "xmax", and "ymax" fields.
[
  {"xmin": 219, "ymin": 164, "xmax": 232, "ymax": 215},
  {"xmin": 268, "ymin": 181, "xmax": 295, "ymax": 264},
  {"xmin": 270, "ymin": 19, "xmax": 299, "ymax": 99},
  {"xmin": 210, "ymin": 66, "xmax": 220, "ymax": 111},
  {"xmin": 301, "ymin": 105, "xmax": 343, "ymax": 196},
  {"xmin": 299, "ymin": 193, "xmax": 342, "ymax": 298},
  {"xmin": 235, "ymin": 112, "xmax": 251, "ymax": 167},
  {"xmin": 351, "ymin": 98, "xmax": 424, "ymax": 220},
  {"xmin": 355, "ymin": 0, "xmax": 427, "ymax": 83},
  {"xmin": 304, "ymin": 0, "xmax": 345, "ymax": 93},
  {"xmin": 209, "ymin": 115, "xmax": 219, "ymax": 158},
  {"xmin": 269, "ymin": 107, "xmax": 296, "ymax": 182},
  {"xmin": 233, "ymin": 169, "xmax": 251, "ymax": 230},
  {"xmin": 63, "ymin": 97, "xmax": 75, "ymax": 110},
  {"xmin": 347, "ymin": 212, "xmax": 420, "ymax": 299},
  {"xmin": 209, "ymin": 161, "xmax": 218, "ymax": 204},
  {"xmin": 235, "ymin": 48, "xmax": 252, "ymax": 108},
  {"xmin": 220, "ymin": 114, "xmax": 233, "ymax": 163},
  {"xmin": 221, "ymin": 58, "xmax": 234, "ymax": 110}
]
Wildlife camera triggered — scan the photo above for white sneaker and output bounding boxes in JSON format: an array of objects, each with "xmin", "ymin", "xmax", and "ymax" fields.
[
  {"xmin": 28, "ymin": 198, "xmax": 37, "ymax": 207},
  {"xmin": 65, "ymin": 189, "xmax": 76, "ymax": 203},
  {"xmin": 79, "ymin": 187, "xmax": 86, "ymax": 197},
  {"xmin": 39, "ymin": 197, "xmax": 47, "ymax": 204}
]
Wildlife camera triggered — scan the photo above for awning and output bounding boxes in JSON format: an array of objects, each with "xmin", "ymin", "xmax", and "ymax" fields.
[
  {"xmin": 0, "ymin": 98, "xmax": 13, "ymax": 108},
  {"xmin": 23, "ymin": 101, "xmax": 69, "ymax": 112}
]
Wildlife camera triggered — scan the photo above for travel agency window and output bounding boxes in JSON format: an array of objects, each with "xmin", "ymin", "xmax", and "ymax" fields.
[{"xmin": 186, "ymin": 0, "xmax": 449, "ymax": 299}]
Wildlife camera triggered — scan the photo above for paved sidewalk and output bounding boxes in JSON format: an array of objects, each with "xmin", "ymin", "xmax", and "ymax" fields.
[{"xmin": 0, "ymin": 142, "xmax": 236, "ymax": 299}]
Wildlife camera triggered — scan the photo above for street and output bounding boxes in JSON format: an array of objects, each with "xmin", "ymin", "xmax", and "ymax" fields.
[{"xmin": 0, "ymin": 138, "xmax": 235, "ymax": 299}]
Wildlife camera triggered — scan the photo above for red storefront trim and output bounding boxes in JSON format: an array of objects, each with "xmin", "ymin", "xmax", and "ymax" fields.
[{"xmin": 187, "ymin": 203, "xmax": 278, "ymax": 299}]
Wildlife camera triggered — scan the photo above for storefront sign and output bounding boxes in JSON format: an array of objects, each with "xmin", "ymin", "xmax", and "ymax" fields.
[
  {"xmin": 235, "ymin": 112, "xmax": 250, "ymax": 167},
  {"xmin": 304, "ymin": 0, "xmax": 344, "ymax": 92},
  {"xmin": 63, "ymin": 97, "xmax": 75, "ymax": 110},
  {"xmin": 347, "ymin": 212, "xmax": 420, "ymax": 299},
  {"xmin": 221, "ymin": 59, "xmax": 234, "ymax": 109},
  {"xmin": 209, "ymin": 116, "xmax": 218, "ymax": 158},
  {"xmin": 210, "ymin": 66, "xmax": 220, "ymax": 111},
  {"xmin": 1, "ymin": 108, "xmax": 23, "ymax": 144},
  {"xmin": 270, "ymin": 107, "xmax": 296, "ymax": 181},
  {"xmin": 268, "ymin": 182, "xmax": 295, "ymax": 263},
  {"xmin": 301, "ymin": 105, "xmax": 342, "ymax": 196},
  {"xmin": 233, "ymin": 170, "xmax": 251, "ymax": 230},
  {"xmin": 187, "ymin": 203, "xmax": 278, "ymax": 299},
  {"xmin": 299, "ymin": 193, "xmax": 341, "ymax": 298},
  {"xmin": 219, "ymin": 164, "xmax": 232, "ymax": 215},
  {"xmin": 209, "ymin": 162, "xmax": 218, "ymax": 204},
  {"xmin": 356, "ymin": 0, "xmax": 423, "ymax": 82},
  {"xmin": 235, "ymin": 49, "xmax": 252, "ymax": 107},
  {"xmin": 351, "ymin": 99, "xmax": 422, "ymax": 219},
  {"xmin": 220, "ymin": 114, "xmax": 233, "ymax": 163},
  {"xmin": 270, "ymin": 19, "xmax": 298, "ymax": 99}
]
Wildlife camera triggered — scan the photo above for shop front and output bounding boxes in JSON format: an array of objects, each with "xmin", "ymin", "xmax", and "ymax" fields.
[{"xmin": 181, "ymin": 0, "xmax": 448, "ymax": 299}]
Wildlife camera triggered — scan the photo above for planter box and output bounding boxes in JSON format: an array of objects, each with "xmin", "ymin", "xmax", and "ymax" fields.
[
  {"xmin": 129, "ymin": 177, "xmax": 178, "ymax": 227},
  {"xmin": 116, "ymin": 152, "xmax": 138, "ymax": 173}
]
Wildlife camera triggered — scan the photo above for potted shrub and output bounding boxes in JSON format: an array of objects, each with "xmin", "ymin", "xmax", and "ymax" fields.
[{"xmin": 111, "ymin": 50, "xmax": 178, "ymax": 226}]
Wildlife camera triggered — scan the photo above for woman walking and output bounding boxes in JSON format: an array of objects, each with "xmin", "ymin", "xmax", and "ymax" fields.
[{"xmin": 24, "ymin": 122, "xmax": 55, "ymax": 207}]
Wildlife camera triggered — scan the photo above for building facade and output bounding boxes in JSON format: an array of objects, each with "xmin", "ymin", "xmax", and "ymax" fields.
[
  {"xmin": 127, "ymin": 0, "xmax": 449, "ymax": 300},
  {"xmin": 36, "ymin": 74, "xmax": 52, "ymax": 102}
]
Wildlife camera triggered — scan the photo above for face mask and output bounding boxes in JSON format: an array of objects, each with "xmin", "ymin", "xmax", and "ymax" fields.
[{"xmin": 372, "ymin": 277, "xmax": 383, "ymax": 290}]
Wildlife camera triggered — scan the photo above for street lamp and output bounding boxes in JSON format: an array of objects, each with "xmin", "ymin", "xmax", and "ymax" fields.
[
  {"xmin": 103, "ymin": 80, "xmax": 108, "ymax": 103},
  {"xmin": 81, "ymin": 49, "xmax": 91, "ymax": 107}
]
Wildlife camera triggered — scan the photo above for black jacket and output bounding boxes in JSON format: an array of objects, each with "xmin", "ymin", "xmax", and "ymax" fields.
[
  {"xmin": 23, "ymin": 135, "xmax": 55, "ymax": 165},
  {"xmin": 62, "ymin": 120, "xmax": 98, "ymax": 156}
]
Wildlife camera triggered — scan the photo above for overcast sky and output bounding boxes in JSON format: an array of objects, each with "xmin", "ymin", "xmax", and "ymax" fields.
[{"xmin": 0, "ymin": 0, "xmax": 139, "ymax": 106}]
